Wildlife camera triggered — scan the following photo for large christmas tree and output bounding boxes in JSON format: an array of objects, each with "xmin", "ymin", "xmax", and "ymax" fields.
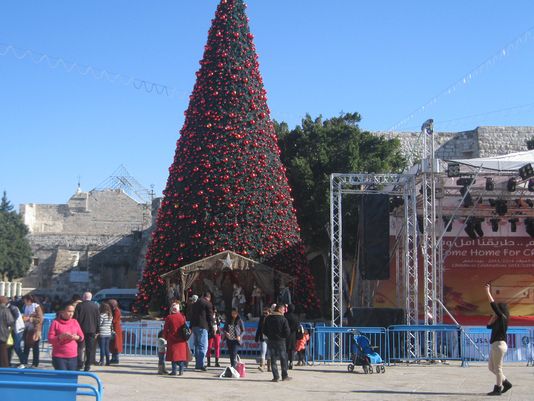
[{"xmin": 135, "ymin": 0, "xmax": 319, "ymax": 314}]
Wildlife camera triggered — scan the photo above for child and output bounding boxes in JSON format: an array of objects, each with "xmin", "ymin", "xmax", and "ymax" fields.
[
  {"xmin": 295, "ymin": 326, "xmax": 310, "ymax": 366},
  {"xmin": 157, "ymin": 330, "xmax": 168, "ymax": 375}
]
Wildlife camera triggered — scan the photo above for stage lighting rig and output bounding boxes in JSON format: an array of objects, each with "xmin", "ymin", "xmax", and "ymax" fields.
[
  {"xmin": 495, "ymin": 200, "xmax": 508, "ymax": 216},
  {"xmin": 519, "ymin": 163, "xmax": 534, "ymax": 180},
  {"xmin": 457, "ymin": 177, "xmax": 475, "ymax": 187},
  {"xmin": 528, "ymin": 179, "xmax": 534, "ymax": 192},
  {"xmin": 447, "ymin": 163, "xmax": 460, "ymax": 177},
  {"xmin": 442, "ymin": 216, "xmax": 453, "ymax": 232},
  {"xmin": 507, "ymin": 178, "xmax": 517, "ymax": 192},
  {"xmin": 509, "ymin": 218, "xmax": 518, "ymax": 232}
]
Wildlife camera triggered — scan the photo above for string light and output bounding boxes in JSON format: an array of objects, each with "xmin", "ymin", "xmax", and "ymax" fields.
[
  {"xmin": 0, "ymin": 42, "xmax": 187, "ymax": 98},
  {"xmin": 388, "ymin": 25, "xmax": 534, "ymax": 132}
]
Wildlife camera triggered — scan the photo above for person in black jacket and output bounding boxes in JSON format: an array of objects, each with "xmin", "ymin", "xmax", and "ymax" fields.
[
  {"xmin": 285, "ymin": 304, "xmax": 299, "ymax": 369},
  {"xmin": 190, "ymin": 291, "xmax": 213, "ymax": 371},
  {"xmin": 74, "ymin": 292, "xmax": 100, "ymax": 371},
  {"xmin": 485, "ymin": 283, "xmax": 512, "ymax": 396},
  {"xmin": 262, "ymin": 304, "xmax": 291, "ymax": 382}
]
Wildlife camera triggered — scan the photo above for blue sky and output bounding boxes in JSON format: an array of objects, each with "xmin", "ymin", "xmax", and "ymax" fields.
[{"xmin": 1, "ymin": 0, "xmax": 534, "ymax": 208}]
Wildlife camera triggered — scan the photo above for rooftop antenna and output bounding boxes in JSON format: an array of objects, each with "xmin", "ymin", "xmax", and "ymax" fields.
[{"xmin": 76, "ymin": 175, "xmax": 82, "ymax": 194}]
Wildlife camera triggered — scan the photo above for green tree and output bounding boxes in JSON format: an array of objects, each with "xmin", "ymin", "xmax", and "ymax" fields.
[
  {"xmin": 0, "ymin": 191, "xmax": 32, "ymax": 280},
  {"xmin": 276, "ymin": 113, "xmax": 406, "ymax": 257}
]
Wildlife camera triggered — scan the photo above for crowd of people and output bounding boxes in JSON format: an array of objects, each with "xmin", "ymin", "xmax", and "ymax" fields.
[
  {"xmin": 0, "ymin": 292, "xmax": 123, "ymax": 372},
  {"xmin": 0, "ymin": 284, "xmax": 512, "ymax": 393},
  {"xmin": 160, "ymin": 291, "xmax": 310, "ymax": 382}
]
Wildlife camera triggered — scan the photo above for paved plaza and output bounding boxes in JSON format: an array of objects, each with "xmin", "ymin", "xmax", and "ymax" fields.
[{"xmin": 67, "ymin": 356, "xmax": 534, "ymax": 401}]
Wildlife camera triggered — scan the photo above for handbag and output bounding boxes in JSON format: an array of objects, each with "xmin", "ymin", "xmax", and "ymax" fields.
[
  {"xmin": 235, "ymin": 355, "xmax": 246, "ymax": 378},
  {"xmin": 219, "ymin": 366, "xmax": 240, "ymax": 379},
  {"xmin": 6, "ymin": 332, "xmax": 14, "ymax": 347},
  {"xmin": 181, "ymin": 324, "xmax": 192, "ymax": 341}
]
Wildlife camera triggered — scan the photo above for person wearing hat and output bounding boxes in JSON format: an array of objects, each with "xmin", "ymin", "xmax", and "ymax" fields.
[{"xmin": 163, "ymin": 303, "xmax": 189, "ymax": 376}]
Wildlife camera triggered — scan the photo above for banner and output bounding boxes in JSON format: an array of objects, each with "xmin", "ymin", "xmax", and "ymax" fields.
[{"xmin": 373, "ymin": 235, "xmax": 534, "ymax": 319}]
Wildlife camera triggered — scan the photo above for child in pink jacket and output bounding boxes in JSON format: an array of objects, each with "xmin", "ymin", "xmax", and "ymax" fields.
[{"xmin": 48, "ymin": 302, "xmax": 84, "ymax": 370}]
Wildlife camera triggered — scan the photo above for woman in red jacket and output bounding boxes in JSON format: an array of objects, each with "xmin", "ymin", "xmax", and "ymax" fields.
[
  {"xmin": 163, "ymin": 304, "xmax": 189, "ymax": 376},
  {"xmin": 48, "ymin": 302, "xmax": 84, "ymax": 371},
  {"xmin": 108, "ymin": 299, "xmax": 123, "ymax": 364}
]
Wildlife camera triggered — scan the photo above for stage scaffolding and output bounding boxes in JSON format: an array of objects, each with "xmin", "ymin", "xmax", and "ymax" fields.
[{"xmin": 329, "ymin": 119, "xmax": 534, "ymax": 361}]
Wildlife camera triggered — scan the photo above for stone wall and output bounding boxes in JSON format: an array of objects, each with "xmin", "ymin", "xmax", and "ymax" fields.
[
  {"xmin": 20, "ymin": 189, "xmax": 155, "ymax": 298},
  {"xmin": 21, "ymin": 189, "xmax": 150, "ymax": 235},
  {"xmin": 374, "ymin": 126, "xmax": 534, "ymax": 161}
]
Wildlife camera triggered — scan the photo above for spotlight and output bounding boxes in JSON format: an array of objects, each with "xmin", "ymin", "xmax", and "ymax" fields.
[
  {"xmin": 526, "ymin": 199, "xmax": 534, "ymax": 208},
  {"xmin": 442, "ymin": 216, "xmax": 453, "ymax": 232},
  {"xmin": 528, "ymin": 179, "xmax": 534, "ymax": 192},
  {"xmin": 447, "ymin": 163, "xmax": 460, "ymax": 177},
  {"xmin": 457, "ymin": 178, "xmax": 475, "ymax": 187},
  {"xmin": 485, "ymin": 177, "xmax": 495, "ymax": 191},
  {"xmin": 464, "ymin": 217, "xmax": 483, "ymax": 239},
  {"xmin": 463, "ymin": 191, "xmax": 473, "ymax": 208},
  {"xmin": 507, "ymin": 178, "xmax": 517, "ymax": 192},
  {"xmin": 495, "ymin": 200, "xmax": 508, "ymax": 216},
  {"xmin": 490, "ymin": 218, "xmax": 500, "ymax": 232},
  {"xmin": 473, "ymin": 218, "xmax": 484, "ymax": 237},
  {"xmin": 519, "ymin": 163, "xmax": 534, "ymax": 180},
  {"xmin": 509, "ymin": 218, "xmax": 518, "ymax": 232},
  {"xmin": 525, "ymin": 218, "xmax": 534, "ymax": 237},
  {"xmin": 389, "ymin": 196, "xmax": 404, "ymax": 212},
  {"xmin": 464, "ymin": 218, "xmax": 477, "ymax": 239}
]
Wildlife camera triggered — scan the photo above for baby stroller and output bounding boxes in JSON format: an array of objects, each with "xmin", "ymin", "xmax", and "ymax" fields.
[{"xmin": 347, "ymin": 333, "xmax": 386, "ymax": 374}]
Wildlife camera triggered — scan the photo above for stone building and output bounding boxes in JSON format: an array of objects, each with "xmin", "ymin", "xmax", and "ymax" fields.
[
  {"xmin": 20, "ymin": 188, "xmax": 158, "ymax": 298},
  {"xmin": 376, "ymin": 126, "xmax": 534, "ymax": 161}
]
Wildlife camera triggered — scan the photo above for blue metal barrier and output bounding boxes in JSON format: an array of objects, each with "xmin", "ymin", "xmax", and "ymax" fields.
[
  {"xmin": 462, "ymin": 327, "xmax": 531, "ymax": 366},
  {"xmin": 0, "ymin": 368, "xmax": 102, "ymax": 401},
  {"xmin": 39, "ymin": 315, "xmax": 534, "ymax": 366},
  {"xmin": 122, "ymin": 323, "xmax": 163, "ymax": 356},
  {"xmin": 388, "ymin": 324, "xmax": 462, "ymax": 363},
  {"xmin": 310, "ymin": 326, "xmax": 387, "ymax": 364}
]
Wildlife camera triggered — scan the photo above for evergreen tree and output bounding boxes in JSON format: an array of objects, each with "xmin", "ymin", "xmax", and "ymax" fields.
[
  {"xmin": 276, "ymin": 113, "xmax": 406, "ymax": 255},
  {"xmin": 135, "ymin": 0, "xmax": 319, "ymax": 314},
  {"xmin": 0, "ymin": 191, "xmax": 32, "ymax": 280},
  {"xmin": 1, "ymin": 190, "xmax": 14, "ymax": 212}
]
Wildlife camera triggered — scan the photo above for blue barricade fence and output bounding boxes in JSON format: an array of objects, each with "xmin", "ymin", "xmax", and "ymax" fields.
[
  {"xmin": 309, "ymin": 326, "xmax": 388, "ymax": 364},
  {"xmin": 388, "ymin": 324, "xmax": 462, "ymax": 363},
  {"xmin": 461, "ymin": 327, "xmax": 531, "ymax": 366},
  {"xmin": 40, "ymin": 315, "xmax": 534, "ymax": 366}
]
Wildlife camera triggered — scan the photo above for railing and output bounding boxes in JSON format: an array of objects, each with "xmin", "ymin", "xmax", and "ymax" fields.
[
  {"xmin": 122, "ymin": 324, "xmax": 163, "ymax": 356},
  {"xmin": 461, "ymin": 327, "xmax": 531, "ymax": 366},
  {"xmin": 309, "ymin": 326, "xmax": 387, "ymax": 364},
  {"xmin": 388, "ymin": 324, "xmax": 462, "ymax": 363},
  {"xmin": 39, "ymin": 316, "xmax": 534, "ymax": 366}
]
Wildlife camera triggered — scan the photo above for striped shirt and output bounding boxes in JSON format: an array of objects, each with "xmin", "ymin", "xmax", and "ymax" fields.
[{"xmin": 99, "ymin": 313, "xmax": 113, "ymax": 337}]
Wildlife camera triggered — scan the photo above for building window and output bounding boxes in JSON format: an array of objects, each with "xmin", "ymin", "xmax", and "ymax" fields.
[{"xmin": 32, "ymin": 258, "xmax": 39, "ymax": 266}]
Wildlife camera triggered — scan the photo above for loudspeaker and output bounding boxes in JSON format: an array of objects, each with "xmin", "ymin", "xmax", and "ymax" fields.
[
  {"xmin": 359, "ymin": 195, "xmax": 390, "ymax": 280},
  {"xmin": 348, "ymin": 307, "xmax": 405, "ymax": 327}
]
